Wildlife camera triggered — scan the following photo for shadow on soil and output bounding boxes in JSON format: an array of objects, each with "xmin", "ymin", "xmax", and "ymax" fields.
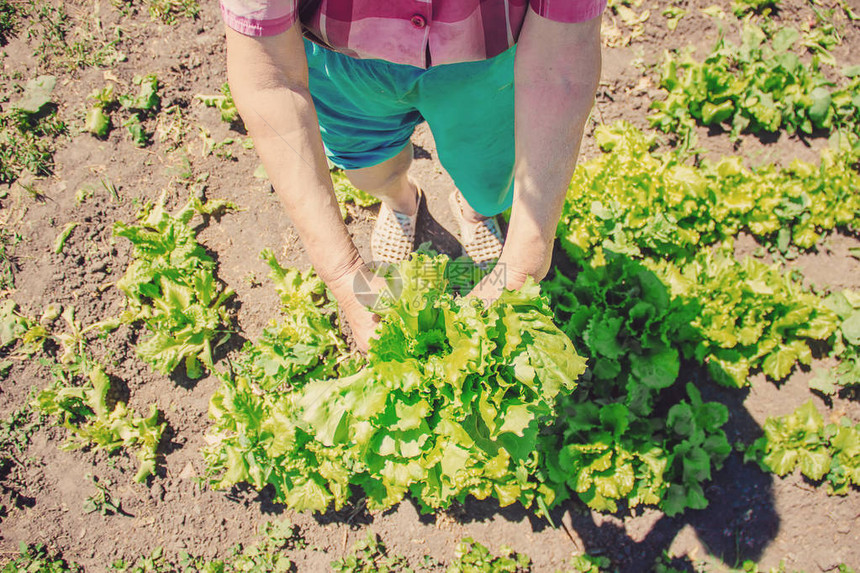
[{"xmin": 413, "ymin": 413, "xmax": 778, "ymax": 573}]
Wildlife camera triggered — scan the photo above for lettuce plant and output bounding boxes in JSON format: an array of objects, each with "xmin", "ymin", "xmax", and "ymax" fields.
[
  {"xmin": 114, "ymin": 193, "xmax": 237, "ymax": 379},
  {"xmin": 745, "ymin": 400, "xmax": 859, "ymax": 495},
  {"xmin": 204, "ymin": 254, "xmax": 587, "ymax": 514}
]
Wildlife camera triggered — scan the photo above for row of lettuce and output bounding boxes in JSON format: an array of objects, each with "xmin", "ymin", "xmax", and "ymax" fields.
[
  {"xmin": 649, "ymin": 21, "xmax": 860, "ymax": 153},
  {"xmin": 3, "ymin": 114, "xmax": 857, "ymax": 527}
]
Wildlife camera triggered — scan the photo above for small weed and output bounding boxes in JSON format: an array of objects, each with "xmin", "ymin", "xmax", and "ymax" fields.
[
  {"xmin": 53, "ymin": 222, "xmax": 79, "ymax": 254},
  {"xmin": 101, "ymin": 176, "xmax": 120, "ymax": 202},
  {"xmin": 83, "ymin": 474, "xmax": 122, "ymax": 516},
  {"xmin": 0, "ymin": 406, "xmax": 41, "ymax": 515},
  {"xmin": 155, "ymin": 104, "xmax": 188, "ymax": 149},
  {"xmin": 0, "ymin": 0, "xmax": 24, "ymax": 45},
  {"xmin": 0, "ymin": 75, "xmax": 66, "ymax": 184},
  {"xmin": 242, "ymin": 272, "xmax": 261, "ymax": 288},
  {"xmin": 732, "ymin": 0, "xmax": 780, "ymax": 17},
  {"xmin": 145, "ymin": 0, "xmax": 199, "ymax": 24},
  {"xmin": 27, "ymin": 2, "xmax": 126, "ymax": 70},
  {"xmin": 0, "ymin": 407, "xmax": 39, "ymax": 466},
  {"xmin": 1, "ymin": 543, "xmax": 82, "ymax": 572},
  {"xmin": 447, "ymin": 538, "xmax": 531, "ymax": 573},
  {"xmin": 0, "ymin": 229, "xmax": 21, "ymax": 290},
  {"xmin": 0, "ymin": 107, "xmax": 66, "ymax": 183},
  {"xmin": 331, "ymin": 532, "xmax": 412, "ymax": 573},
  {"xmin": 111, "ymin": 519, "xmax": 303, "ymax": 571},
  {"xmin": 75, "ymin": 186, "xmax": 94, "ymax": 204},
  {"xmin": 108, "ymin": 0, "xmax": 198, "ymax": 24},
  {"xmin": 198, "ymin": 128, "xmax": 237, "ymax": 160},
  {"xmin": 164, "ymin": 151, "xmax": 193, "ymax": 182}
]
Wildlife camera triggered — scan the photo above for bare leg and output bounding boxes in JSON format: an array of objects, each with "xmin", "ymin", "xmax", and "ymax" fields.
[{"xmin": 345, "ymin": 143, "xmax": 420, "ymax": 216}]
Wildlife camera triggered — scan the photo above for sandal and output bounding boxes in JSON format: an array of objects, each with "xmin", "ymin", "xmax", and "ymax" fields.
[
  {"xmin": 370, "ymin": 186, "xmax": 424, "ymax": 264},
  {"xmin": 448, "ymin": 191, "xmax": 504, "ymax": 266}
]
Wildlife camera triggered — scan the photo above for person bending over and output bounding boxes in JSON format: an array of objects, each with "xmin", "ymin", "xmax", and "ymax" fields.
[{"xmin": 220, "ymin": 0, "xmax": 604, "ymax": 350}]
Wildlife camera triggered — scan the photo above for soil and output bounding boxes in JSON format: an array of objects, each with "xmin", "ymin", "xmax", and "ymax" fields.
[{"xmin": 1, "ymin": 0, "xmax": 859, "ymax": 571}]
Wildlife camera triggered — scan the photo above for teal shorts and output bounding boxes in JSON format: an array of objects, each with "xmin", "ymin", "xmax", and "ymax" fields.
[{"xmin": 304, "ymin": 39, "xmax": 515, "ymax": 217}]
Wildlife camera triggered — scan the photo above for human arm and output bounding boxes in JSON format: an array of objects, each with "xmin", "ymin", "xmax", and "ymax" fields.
[
  {"xmin": 225, "ymin": 25, "xmax": 379, "ymax": 350},
  {"xmin": 469, "ymin": 8, "xmax": 602, "ymax": 301}
]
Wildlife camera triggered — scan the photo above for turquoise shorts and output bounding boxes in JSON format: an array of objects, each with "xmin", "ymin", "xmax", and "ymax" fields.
[{"xmin": 304, "ymin": 39, "xmax": 516, "ymax": 217}]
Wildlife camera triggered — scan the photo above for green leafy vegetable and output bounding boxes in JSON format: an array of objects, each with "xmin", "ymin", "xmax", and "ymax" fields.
[
  {"xmin": 0, "ymin": 299, "xmax": 50, "ymax": 356},
  {"xmin": 85, "ymin": 84, "xmax": 117, "ymax": 138},
  {"xmin": 649, "ymin": 23, "xmax": 860, "ymax": 147},
  {"xmin": 542, "ymin": 256, "xmax": 730, "ymax": 516},
  {"xmin": 53, "ymin": 222, "xmax": 78, "ymax": 254},
  {"xmin": 113, "ymin": 193, "xmax": 237, "ymax": 378},
  {"xmin": 745, "ymin": 401, "xmax": 860, "ymax": 495},
  {"xmin": 195, "ymin": 82, "xmax": 239, "ymax": 124},
  {"xmin": 34, "ymin": 355, "xmax": 165, "ymax": 483},
  {"xmin": 119, "ymin": 74, "xmax": 160, "ymax": 113},
  {"xmin": 331, "ymin": 168, "xmax": 380, "ymax": 219},
  {"xmin": 731, "ymin": 0, "xmax": 779, "ymax": 16},
  {"xmin": 562, "ymin": 554, "xmax": 613, "ymax": 573},
  {"xmin": 809, "ymin": 290, "xmax": 860, "ymax": 393},
  {"xmin": 85, "ymin": 107, "xmax": 111, "ymax": 138},
  {"xmin": 204, "ymin": 253, "xmax": 586, "ymax": 515},
  {"xmin": 558, "ymin": 123, "xmax": 842, "ymax": 388},
  {"xmin": 661, "ymin": 6, "xmax": 686, "ymax": 31},
  {"xmin": 647, "ymin": 244, "xmax": 837, "ymax": 388},
  {"xmin": 560, "ymin": 122, "xmax": 859, "ymax": 265},
  {"xmin": 118, "ymin": 74, "xmax": 160, "ymax": 147}
]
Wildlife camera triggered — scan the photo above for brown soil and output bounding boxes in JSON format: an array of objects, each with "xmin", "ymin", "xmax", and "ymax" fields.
[{"xmin": 0, "ymin": 0, "xmax": 859, "ymax": 571}]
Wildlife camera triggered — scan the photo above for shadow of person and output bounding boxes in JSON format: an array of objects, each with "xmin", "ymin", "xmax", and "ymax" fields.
[{"xmin": 555, "ymin": 405, "xmax": 778, "ymax": 572}]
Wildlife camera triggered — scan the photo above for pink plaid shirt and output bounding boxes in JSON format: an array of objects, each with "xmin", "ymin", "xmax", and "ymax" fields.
[{"xmin": 220, "ymin": 0, "xmax": 606, "ymax": 68}]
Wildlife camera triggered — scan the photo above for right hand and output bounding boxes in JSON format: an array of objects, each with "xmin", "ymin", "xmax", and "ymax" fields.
[{"xmin": 327, "ymin": 263, "xmax": 385, "ymax": 353}]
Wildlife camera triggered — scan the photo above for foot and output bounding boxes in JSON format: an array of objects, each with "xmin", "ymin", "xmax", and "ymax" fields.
[
  {"xmin": 449, "ymin": 191, "xmax": 504, "ymax": 266},
  {"xmin": 370, "ymin": 185, "xmax": 423, "ymax": 264}
]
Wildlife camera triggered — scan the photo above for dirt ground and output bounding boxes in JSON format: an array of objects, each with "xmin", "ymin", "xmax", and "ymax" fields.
[{"xmin": 0, "ymin": 0, "xmax": 859, "ymax": 571}]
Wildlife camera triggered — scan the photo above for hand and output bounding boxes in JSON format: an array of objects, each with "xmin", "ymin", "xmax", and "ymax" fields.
[
  {"xmin": 326, "ymin": 262, "xmax": 386, "ymax": 353},
  {"xmin": 465, "ymin": 259, "xmax": 532, "ymax": 307},
  {"xmin": 339, "ymin": 298, "xmax": 380, "ymax": 353}
]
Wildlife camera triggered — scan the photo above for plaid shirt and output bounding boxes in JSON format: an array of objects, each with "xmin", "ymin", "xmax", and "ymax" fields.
[{"xmin": 220, "ymin": 0, "xmax": 606, "ymax": 68}]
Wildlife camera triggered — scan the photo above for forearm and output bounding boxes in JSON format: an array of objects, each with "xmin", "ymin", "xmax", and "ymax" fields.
[
  {"xmin": 501, "ymin": 12, "xmax": 602, "ymax": 282},
  {"xmin": 226, "ymin": 29, "xmax": 362, "ymax": 285},
  {"xmin": 237, "ymin": 87, "xmax": 362, "ymax": 282}
]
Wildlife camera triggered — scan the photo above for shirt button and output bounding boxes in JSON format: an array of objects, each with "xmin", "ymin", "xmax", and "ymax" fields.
[{"xmin": 411, "ymin": 14, "xmax": 426, "ymax": 28}]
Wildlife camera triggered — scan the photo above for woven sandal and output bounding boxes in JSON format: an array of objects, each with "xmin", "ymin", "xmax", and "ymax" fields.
[
  {"xmin": 370, "ymin": 187, "xmax": 423, "ymax": 264},
  {"xmin": 448, "ymin": 191, "xmax": 504, "ymax": 266}
]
